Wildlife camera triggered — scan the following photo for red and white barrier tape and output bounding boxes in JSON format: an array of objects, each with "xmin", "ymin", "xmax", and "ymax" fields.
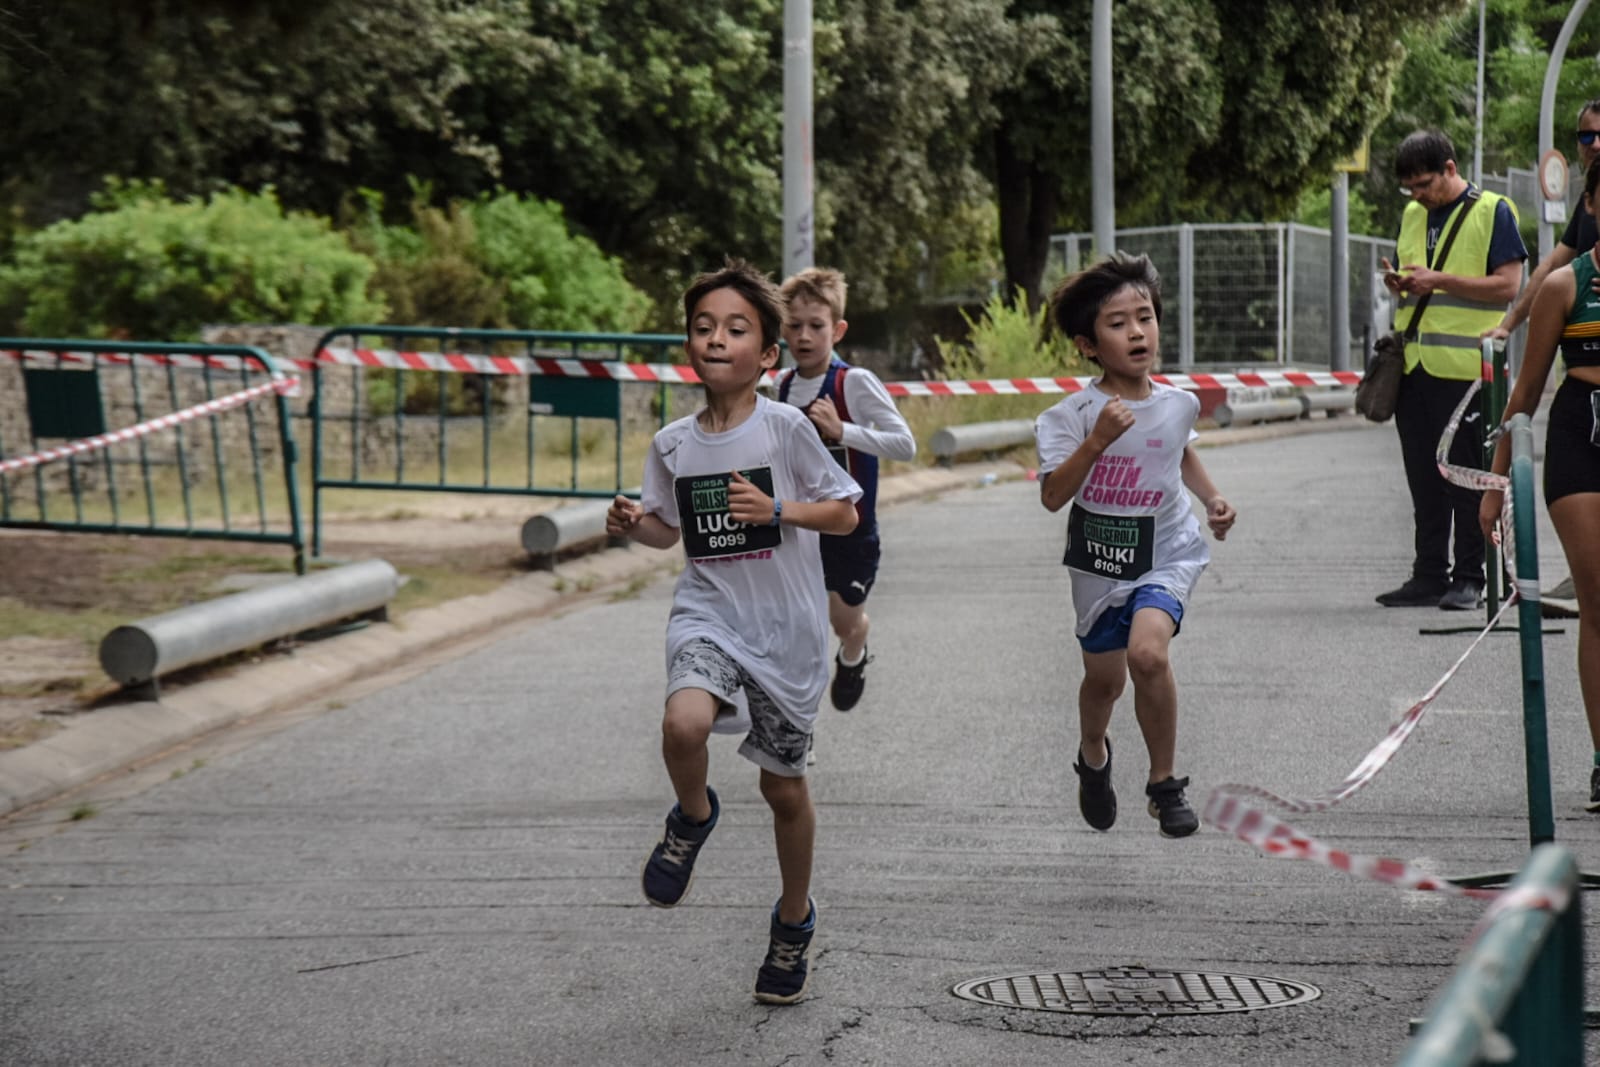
[
  {"xmin": 1205, "ymin": 385, "xmax": 1530, "ymax": 901},
  {"xmin": 0, "ymin": 376, "xmax": 299, "ymax": 475},
  {"xmin": 3, "ymin": 348, "xmax": 273, "ymax": 375},
  {"xmin": 1203, "ymin": 595, "xmax": 1516, "ymax": 901},
  {"xmin": 4, "ymin": 345, "xmax": 1365, "ymax": 396}
]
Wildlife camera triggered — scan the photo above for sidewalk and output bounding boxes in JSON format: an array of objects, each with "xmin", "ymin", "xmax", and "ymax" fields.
[{"xmin": 0, "ymin": 415, "xmax": 1375, "ymax": 819}]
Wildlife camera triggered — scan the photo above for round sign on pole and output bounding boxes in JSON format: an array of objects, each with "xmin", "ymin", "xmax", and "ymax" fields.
[{"xmin": 1539, "ymin": 148, "xmax": 1569, "ymax": 200}]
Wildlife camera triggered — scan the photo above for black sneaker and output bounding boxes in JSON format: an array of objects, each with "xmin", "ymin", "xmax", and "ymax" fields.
[
  {"xmin": 754, "ymin": 899, "xmax": 816, "ymax": 1005},
  {"xmin": 1145, "ymin": 776, "xmax": 1200, "ymax": 838},
  {"xmin": 830, "ymin": 648, "xmax": 871, "ymax": 711},
  {"xmin": 1072, "ymin": 739, "xmax": 1117, "ymax": 831},
  {"xmin": 1588, "ymin": 768, "xmax": 1600, "ymax": 814},
  {"xmin": 1438, "ymin": 578, "xmax": 1484, "ymax": 612},
  {"xmin": 641, "ymin": 786, "xmax": 719, "ymax": 908},
  {"xmin": 1376, "ymin": 578, "xmax": 1448, "ymax": 607}
]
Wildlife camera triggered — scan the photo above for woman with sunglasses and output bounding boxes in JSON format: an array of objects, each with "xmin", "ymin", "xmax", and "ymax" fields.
[{"xmin": 1480, "ymin": 154, "xmax": 1600, "ymax": 814}]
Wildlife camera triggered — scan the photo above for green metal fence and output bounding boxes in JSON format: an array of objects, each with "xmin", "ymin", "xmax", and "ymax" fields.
[
  {"xmin": 307, "ymin": 325, "xmax": 688, "ymax": 556},
  {"xmin": 1397, "ymin": 844, "xmax": 1584, "ymax": 1066},
  {"xmin": 0, "ymin": 339, "xmax": 306, "ymax": 573}
]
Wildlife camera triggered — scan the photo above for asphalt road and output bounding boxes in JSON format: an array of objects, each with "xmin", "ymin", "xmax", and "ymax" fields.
[{"xmin": 2, "ymin": 419, "xmax": 1596, "ymax": 1066}]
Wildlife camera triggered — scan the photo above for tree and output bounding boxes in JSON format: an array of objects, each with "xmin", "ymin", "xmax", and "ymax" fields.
[{"xmin": 990, "ymin": 0, "xmax": 1464, "ymax": 308}]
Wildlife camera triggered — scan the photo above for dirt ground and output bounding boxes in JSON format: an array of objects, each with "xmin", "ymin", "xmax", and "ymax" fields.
[{"xmin": 0, "ymin": 494, "xmax": 559, "ymax": 749}]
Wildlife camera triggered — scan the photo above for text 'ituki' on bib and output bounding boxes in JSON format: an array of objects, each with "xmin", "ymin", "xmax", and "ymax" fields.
[{"xmin": 1063, "ymin": 502, "xmax": 1154, "ymax": 580}]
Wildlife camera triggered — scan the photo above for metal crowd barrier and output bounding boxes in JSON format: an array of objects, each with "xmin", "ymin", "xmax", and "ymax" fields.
[{"xmin": 0, "ymin": 339, "xmax": 306, "ymax": 572}]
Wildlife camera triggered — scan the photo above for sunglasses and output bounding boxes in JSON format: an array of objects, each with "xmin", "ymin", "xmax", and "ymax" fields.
[{"xmin": 1578, "ymin": 130, "xmax": 1600, "ymax": 146}]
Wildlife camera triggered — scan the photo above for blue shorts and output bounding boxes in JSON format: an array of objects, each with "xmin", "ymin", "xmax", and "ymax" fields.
[
  {"xmin": 822, "ymin": 525, "xmax": 881, "ymax": 607},
  {"xmin": 1079, "ymin": 586, "xmax": 1185, "ymax": 654}
]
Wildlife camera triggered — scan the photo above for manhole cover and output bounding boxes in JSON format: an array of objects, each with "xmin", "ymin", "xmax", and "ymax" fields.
[{"xmin": 951, "ymin": 967, "xmax": 1321, "ymax": 1016}]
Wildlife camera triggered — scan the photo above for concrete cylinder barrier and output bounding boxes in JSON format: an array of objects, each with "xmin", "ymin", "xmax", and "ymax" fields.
[
  {"xmin": 1212, "ymin": 398, "xmax": 1305, "ymax": 428},
  {"xmin": 99, "ymin": 559, "xmax": 399, "ymax": 687},
  {"xmin": 929, "ymin": 420, "xmax": 1037, "ymax": 462}
]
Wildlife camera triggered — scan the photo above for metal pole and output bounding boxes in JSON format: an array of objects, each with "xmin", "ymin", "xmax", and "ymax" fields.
[
  {"xmin": 1537, "ymin": 0, "xmax": 1592, "ymax": 260},
  {"xmin": 782, "ymin": 0, "xmax": 815, "ymax": 277},
  {"xmin": 1473, "ymin": 0, "xmax": 1485, "ymax": 182},
  {"xmin": 1331, "ymin": 174, "xmax": 1351, "ymax": 371},
  {"xmin": 1091, "ymin": 0, "xmax": 1115, "ymax": 257},
  {"xmin": 1509, "ymin": 414, "xmax": 1556, "ymax": 846}
]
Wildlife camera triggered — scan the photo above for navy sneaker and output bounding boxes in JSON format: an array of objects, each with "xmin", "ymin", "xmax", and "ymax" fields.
[
  {"xmin": 1073, "ymin": 739, "xmax": 1117, "ymax": 831},
  {"xmin": 830, "ymin": 648, "xmax": 871, "ymax": 711},
  {"xmin": 1145, "ymin": 776, "xmax": 1200, "ymax": 838},
  {"xmin": 1376, "ymin": 578, "xmax": 1447, "ymax": 607},
  {"xmin": 641, "ymin": 786, "xmax": 719, "ymax": 908},
  {"xmin": 754, "ymin": 899, "xmax": 816, "ymax": 1005},
  {"xmin": 1588, "ymin": 768, "xmax": 1600, "ymax": 814}
]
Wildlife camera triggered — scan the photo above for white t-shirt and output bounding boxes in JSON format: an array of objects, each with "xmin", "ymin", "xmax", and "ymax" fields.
[
  {"xmin": 642, "ymin": 395, "xmax": 862, "ymax": 726},
  {"xmin": 779, "ymin": 363, "xmax": 918, "ymax": 461},
  {"xmin": 1034, "ymin": 382, "xmax": 1209, "ymax": 636}
]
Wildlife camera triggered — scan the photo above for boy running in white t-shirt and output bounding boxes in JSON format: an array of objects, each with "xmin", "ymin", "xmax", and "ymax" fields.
[
  {"xmin": 1033, "ymin": 253, "xmax": 1236, "ymax": 838},
  {"xmin": 606, "ymin": 258, "xmax": 861, "ymax": 1004}
]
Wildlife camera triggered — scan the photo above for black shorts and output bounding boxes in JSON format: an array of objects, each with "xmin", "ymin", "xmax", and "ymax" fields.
[
  {"xmin": 821, "ymin": 524, "xmax": 881, "ymax": 607},
  {"xmin": 1543, "ymin": 377, "xmax": 1600, "ymax": 505}
]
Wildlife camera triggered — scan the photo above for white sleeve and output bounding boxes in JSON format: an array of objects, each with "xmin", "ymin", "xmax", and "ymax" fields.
[
  {"xmin": 839, "ymin": 370, "xmax": 917, "ymax": 461},
  {"xmin": 640, "ymin": 433, "xmax": 680, "ymax": 528},
  {"xmin": 1034, "ymin": 398, "xmax": 1085, "ymax": 474},
  {"xmin": 789, "ymin": 416, "xmax": 864, "ymax": 504}
]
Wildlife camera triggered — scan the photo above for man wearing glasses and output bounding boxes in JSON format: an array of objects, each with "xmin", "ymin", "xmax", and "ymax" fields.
[{"xmin": 1376, "ymin": 129, "xmax": 1526, "ymax": 612}]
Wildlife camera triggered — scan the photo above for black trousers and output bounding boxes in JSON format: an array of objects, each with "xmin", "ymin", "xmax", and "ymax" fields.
[{"xmin": 1394, "ymin": 366, "xmax": 1485, "ymax": 587}]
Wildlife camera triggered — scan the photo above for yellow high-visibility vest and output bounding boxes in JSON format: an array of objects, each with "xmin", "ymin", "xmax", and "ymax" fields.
[{"xmin": 1394, "ymin": 190, "xmax": 1517, "ymax": 381}]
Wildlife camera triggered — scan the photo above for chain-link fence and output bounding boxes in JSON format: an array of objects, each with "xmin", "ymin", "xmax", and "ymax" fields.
[
  {"xmin": 1049, "ymin": 224, "xmax": 1394, "ymax": 370},
  {"xmin": 1048, "ymin": 163, "xmax": 1558, "ymax": 372}
]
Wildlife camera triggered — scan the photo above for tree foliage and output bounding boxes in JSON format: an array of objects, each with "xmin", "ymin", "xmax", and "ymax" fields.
[{"xmin": 0, "ymin": 183, "xmax": 382, "ymax": 339}]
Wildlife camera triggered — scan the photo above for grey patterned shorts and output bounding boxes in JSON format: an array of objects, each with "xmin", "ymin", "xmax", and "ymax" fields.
[{"xmin": 667, "ymin": 638, "xmax": 810, "ymax": 777}]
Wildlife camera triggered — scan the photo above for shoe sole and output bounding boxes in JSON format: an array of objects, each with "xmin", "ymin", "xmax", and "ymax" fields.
[{"xmin": 1586, "ymin": 799, "xmax": 1600, "ymax": 814}]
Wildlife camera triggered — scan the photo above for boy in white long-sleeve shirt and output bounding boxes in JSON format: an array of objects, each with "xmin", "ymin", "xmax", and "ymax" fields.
[{"xmin": 778, "ymin": 267, "xmax": 917, "ymax": 723}]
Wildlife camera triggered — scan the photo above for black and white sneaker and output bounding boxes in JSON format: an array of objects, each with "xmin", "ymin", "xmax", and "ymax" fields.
[
  {"xmin": 830, "ymin": 648, "xmax": 871, "ymax": 711},
  {"xmin": 1145, "ymin": 776, "xmax": 1200, "ymax": 838}
]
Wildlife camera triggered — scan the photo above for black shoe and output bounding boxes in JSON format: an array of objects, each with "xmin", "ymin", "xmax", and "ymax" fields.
[
  {"xmin": 1146, "ymin": 776, "xmax": 1200, "ymax": 838},
  {"xmin": 1073, "ymin": 739, "xmax": 1117, "ymax": 831},
  {"xmin": 830, "ymin": 648, "xmax": 870, "ymax": 711},
  {"xmin": 1376, "ymin": 578, "xmax": 1447, "ymax": 607},
  {"xmin": 1588, "ymin": 768, "xmax": 1600, "ymax": 814},
  {"xmin": 754, "ymin": 899, "xmax": 816, "ymax": 1005},
  {"xmin": 1438, "ymin": 578, "xmax": 1484, "ymax": 612},
  {"xmin": 641, "ymin": 786, "xmax": 719, "ymax": 908}
]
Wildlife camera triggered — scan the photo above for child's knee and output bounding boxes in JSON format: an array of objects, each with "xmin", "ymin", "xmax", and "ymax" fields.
[
  {"xmin": 661, "ymin": 695, "xmax": 716, "ymax": 750},
  {"xmin": 1079, "ymin": 673, "xmax": 1124, "ymax": 705},
  {"xmin": 760, "ymin": 769, "xmax": 811, "ymax": 815},
  {"xmin": 1125, "ymin": 640, "xmax": 1170, "ymax": 681}
]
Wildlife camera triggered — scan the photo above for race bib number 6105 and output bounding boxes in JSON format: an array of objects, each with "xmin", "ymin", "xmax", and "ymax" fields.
[{"xmin": 1063, "ymin": 503, "xmax": 1154, "ymax": 580}]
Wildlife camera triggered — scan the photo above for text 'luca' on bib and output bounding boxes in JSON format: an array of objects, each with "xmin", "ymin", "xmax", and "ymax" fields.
[{"xmin": 674, "ymin": 466, "xmax": 783, "ymax": 560}]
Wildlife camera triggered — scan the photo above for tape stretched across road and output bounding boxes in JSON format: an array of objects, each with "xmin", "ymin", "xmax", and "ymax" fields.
[
  {"xmin": 1205, "ymin": 381, "xmax": 1533, "ymax": 905},
  {"xmin": 4, "ymin": 345, "xmax": 1366, "ymax": 396},
  {"xmin": 0, "ymin": 376, "xmax": 299, "ymax": 475}
]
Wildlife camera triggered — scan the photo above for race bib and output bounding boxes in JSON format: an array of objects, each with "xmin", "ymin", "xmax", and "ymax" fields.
[
  {"xmin": 1062, "ymin": 503, "xmax": 1154, "ymax": 580},
  {"xmin": 675, "ymin": 467, "xmax": 783, "ymax": 560}
]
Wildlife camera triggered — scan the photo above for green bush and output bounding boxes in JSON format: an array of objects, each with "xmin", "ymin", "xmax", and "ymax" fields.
[
  {"xmin": 351, "ymin": 187, "xmax": 650, "ymax": 334},
  {"xmin": 0, "ymin": 182, "xmax": 383, "ymax": 339}
]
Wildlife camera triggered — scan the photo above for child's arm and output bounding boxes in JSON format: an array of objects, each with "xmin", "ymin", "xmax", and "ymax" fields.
[
  {"xmin": 1180, "ymin": 446, "xmax": 1236, "ymax": 541},
  {"xmin": 606, "ymin": 495, "xmax": 681, "ymax": 549},
  {"xmin": 809, "ymin": 372, "xmax": 916, "ymax": 461},
  {"xmin": 726, "ymin": 471, "xmax": 858, "ymax": 536},
  {"xmin": 1039, "ymin": 398, "xmax": 1133, "ymax": 513}
]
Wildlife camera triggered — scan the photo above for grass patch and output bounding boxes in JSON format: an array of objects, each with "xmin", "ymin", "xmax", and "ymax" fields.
[
  {"xmin": 0, "ymin": 597, "xmax": 121, "ymax": 644},
  {"xmin": 389, "ymin": 565, "xmax": 503, "ymax": 615}
]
